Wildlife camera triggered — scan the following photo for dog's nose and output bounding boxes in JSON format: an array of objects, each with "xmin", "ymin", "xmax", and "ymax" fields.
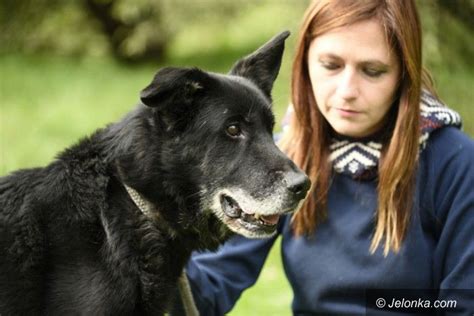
[{"xmin": 285, "ymin": 172, "xmax": 311, "ymax": 201}]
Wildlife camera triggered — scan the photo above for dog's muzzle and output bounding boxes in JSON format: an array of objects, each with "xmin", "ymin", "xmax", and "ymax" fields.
[{"xmin": 214, "ymin": 172, "xmax": 311, "ymax": 238}]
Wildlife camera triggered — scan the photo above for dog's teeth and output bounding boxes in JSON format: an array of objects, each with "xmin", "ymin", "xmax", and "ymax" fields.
[{"xmin": 254, "ymin": 214, "xmax": 260, "ymax": 220}]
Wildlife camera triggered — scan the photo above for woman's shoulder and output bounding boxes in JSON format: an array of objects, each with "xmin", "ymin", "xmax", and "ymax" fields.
[
  {"xmin": 420, "ymin": 126, "xmax": 473, "ymax": 210},
  {"xmin": 418, "ymin": 127, "xmax": 473, "ymax": 227},
  {"xmin": 419, "ymin": 127, "xmax": 473, "ymax": 196},
  {"xmin": 422, "ymin": 126, "xmax": 474, "ymax": 165}
]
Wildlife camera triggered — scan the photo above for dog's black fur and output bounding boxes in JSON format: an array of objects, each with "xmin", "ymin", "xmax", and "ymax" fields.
[{"xmin": 0, "ymin": 31, "xmax": 310, "ymax": 315}]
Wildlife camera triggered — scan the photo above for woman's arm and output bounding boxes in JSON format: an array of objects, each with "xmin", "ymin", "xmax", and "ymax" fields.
[{"xmin": 172, "ymin": 232, "xmax": 279, "ymax": 315}]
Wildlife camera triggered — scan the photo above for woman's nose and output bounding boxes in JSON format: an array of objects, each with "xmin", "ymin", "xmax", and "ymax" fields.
[{"xmin": 337, "ymin": 68, "xmax": 359, "ymax": 101}]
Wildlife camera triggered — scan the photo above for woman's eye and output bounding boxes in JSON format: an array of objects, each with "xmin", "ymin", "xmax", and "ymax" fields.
[
  {"xmin": 364, "ymin": 68, "xmax": 385, "ymax": 78},
  {"xmin": 320, "ymin": 62, "xmax": 340, "ymax": 71},
  {"xmin": 226, "ymin": 124, "xmax": 242, "ymax": 137}
]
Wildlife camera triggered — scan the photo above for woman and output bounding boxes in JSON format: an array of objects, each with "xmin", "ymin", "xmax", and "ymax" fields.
[{"xmin": 173, "ymin": 0, "xmax": 473, "ymax": 315}]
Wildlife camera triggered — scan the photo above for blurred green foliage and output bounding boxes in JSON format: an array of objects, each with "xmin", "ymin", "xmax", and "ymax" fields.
[
  {"xmin": 0, "ymin": 0, "xmax": 307, "ymax": 63},
  {"xmin": 0, "ymin": 1, "xmax": 472, "ymax": 315}
]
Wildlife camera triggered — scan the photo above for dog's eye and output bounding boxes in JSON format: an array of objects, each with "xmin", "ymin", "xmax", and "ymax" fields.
[{"xmin": 226, "ymin": 124, "xmax": 242, "ymax": 137}]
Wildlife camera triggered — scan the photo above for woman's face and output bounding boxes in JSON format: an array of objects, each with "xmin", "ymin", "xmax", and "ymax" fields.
[{"xmin": 307, "ymin": 19, "xmax": 401, "ymax": 138}]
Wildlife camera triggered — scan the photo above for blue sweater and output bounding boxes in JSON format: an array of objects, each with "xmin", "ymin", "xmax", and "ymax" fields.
[{"xmin": 177, "ymin": 127, "xmax": 474, "ymax": 315}]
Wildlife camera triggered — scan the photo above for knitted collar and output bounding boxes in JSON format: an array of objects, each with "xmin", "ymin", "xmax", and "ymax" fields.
[{"xmin": 330, "ymin": 90, "xmax": 462, "ymax": 179}]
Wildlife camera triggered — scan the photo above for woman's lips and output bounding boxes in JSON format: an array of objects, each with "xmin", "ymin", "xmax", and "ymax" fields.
[{"xmin": 333, "ymin": 107, "xmax": 362, "ymax": 117}]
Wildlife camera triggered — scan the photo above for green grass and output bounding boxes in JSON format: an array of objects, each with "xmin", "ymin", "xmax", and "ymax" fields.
[{"xmin": 0, "ymin": 55, "xmax": 149, "ymax": 173}]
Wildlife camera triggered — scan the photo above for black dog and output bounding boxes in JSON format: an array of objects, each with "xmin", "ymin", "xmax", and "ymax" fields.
[{"xmin": 0, "ymin": 31, "xmax": 310, "ymax": 315}]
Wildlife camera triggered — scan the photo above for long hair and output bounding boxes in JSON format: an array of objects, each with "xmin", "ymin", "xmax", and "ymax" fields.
[{"xmin": 281, "ymin": 0, "xmax": 427, "ymax": 255}]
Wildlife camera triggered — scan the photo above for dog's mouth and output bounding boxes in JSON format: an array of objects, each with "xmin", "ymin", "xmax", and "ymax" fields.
[{"xmin": 220, "ymin": 194, "xmax": 280, "ymax": 236}]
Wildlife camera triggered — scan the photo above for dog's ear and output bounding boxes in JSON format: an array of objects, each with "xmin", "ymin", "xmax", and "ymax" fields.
[
  {"xmin": 229, "ymin": 31, "xmax": 290, "ymax": 99},
  {"xmin": 140, "ymin": 67, "xmax": 208, "ymax": 110}
]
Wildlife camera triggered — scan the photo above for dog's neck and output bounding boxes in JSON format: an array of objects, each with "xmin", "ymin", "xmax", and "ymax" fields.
[
  {"xmin": 123, "ymin": 185, "xmax": 198, "ymax": 315},
  {"xmin": 123, "ymin": 184, "xmax": 182, "ymax": 239},
  {"xmin": 116, "ymin": 160, "xmax": 231, "ymax": 251},
  {"xmin": 122, "ymin": 183, "xmax": 198, "ymax": 314}
]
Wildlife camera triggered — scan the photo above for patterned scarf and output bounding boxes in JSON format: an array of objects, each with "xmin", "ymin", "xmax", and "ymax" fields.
[{"xmin": 282, "ymin": 90, "xmax": 462, "ymax": 179}]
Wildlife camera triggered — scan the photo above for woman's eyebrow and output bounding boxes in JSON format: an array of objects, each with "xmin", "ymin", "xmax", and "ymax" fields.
[
  {"xmin": 317, "ymin": 54, "xmax": 390, "ymax": 65},
  {"xmin": 317, "ymin": 53, "xmax": 341, "ymax": 60},
  {"xmin": 359, "ymin": 60, "xmax": 391, "ymax": 69}
]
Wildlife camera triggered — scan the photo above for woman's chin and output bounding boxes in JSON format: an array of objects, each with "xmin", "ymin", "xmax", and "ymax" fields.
[{"xmin": 330, "ymin": 124, "xmax": 368, "ymax": 139}]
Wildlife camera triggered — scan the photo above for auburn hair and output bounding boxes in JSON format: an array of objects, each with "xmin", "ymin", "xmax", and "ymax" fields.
[{"xmin": 281, "ymin": 0, "xmax": 429, "ymax": 255}]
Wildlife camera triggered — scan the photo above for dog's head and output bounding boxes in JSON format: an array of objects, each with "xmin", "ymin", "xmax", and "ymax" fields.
[{"xmin": 131, "ymin": 31, "xmax": 310, "ymax": 239}]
